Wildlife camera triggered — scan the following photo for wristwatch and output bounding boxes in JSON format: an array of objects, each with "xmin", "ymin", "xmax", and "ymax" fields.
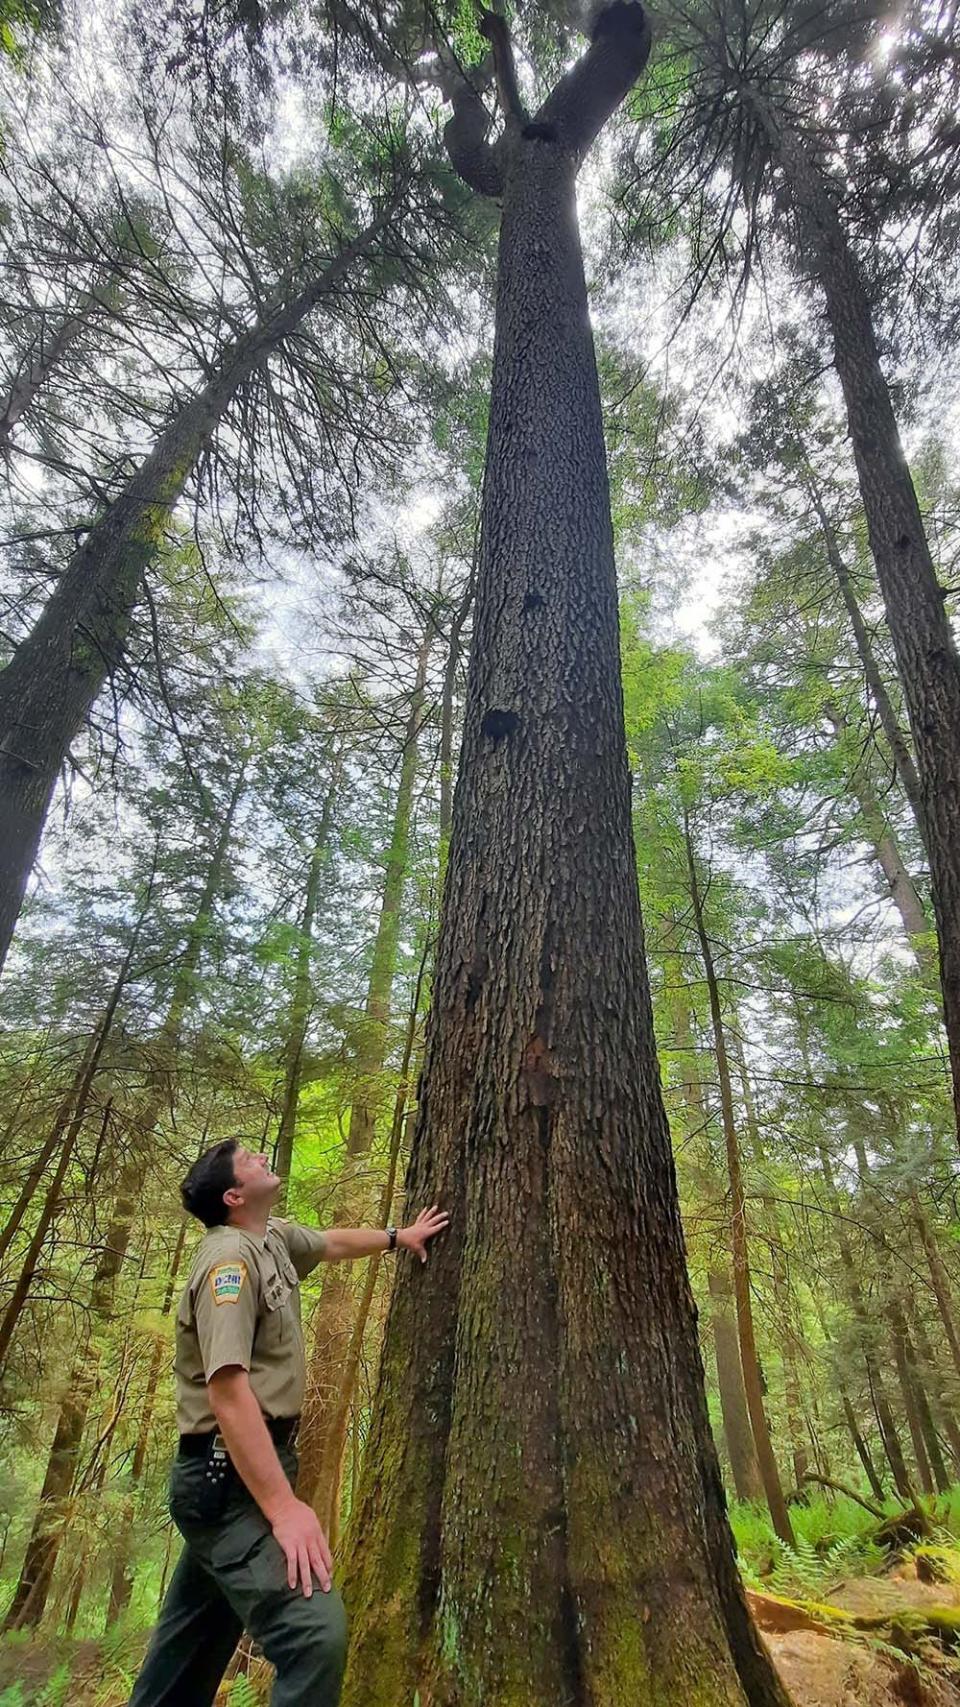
[{"xmin": 386, "ymin": 1226, "xmax": 398, "ymax": 1252}]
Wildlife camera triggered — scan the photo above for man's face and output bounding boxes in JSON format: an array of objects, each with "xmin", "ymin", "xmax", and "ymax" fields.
[{"xmin": 224, "ymin": 1146, "xmax": 282, "ymax": 1219}]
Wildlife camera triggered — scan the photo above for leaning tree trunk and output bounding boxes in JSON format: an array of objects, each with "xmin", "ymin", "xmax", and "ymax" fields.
[
  {"xmin": 299, "ymin": 630, "xmax": 429, "ymax": 1505},
  {"xmin": 761, "ymin": 104, "xmax": 960, "ymax": 1135},
  {"xmin": 2, "ymin": 778, "xmax": 241, "ymax": 1630},
  {"xmin": 274, "ymin": 763, "xmax": 340, "ymax": 1188},
  {"xmin": 0, "ymin": 267, "xmax": 126, "ymax": 460},
  {"xmin": 0, "ymin": 202, "xmax": 398, "ymax": 973},
  {"xmin": 340, "ymin": 12, "xmax": 791, "ymax": 1704},
  {"xmin": 683, "ymin": 813, "xmax": 794, "ymax": 1545}
]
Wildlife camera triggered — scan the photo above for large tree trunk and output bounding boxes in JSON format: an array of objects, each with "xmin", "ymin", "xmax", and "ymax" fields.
[
  {"xmin": 2, "ymin": 781, "xmax": 241, "ymax": 1629},
  {"xmin": 683, "ymin": 813, "xmax": 794, "ymax": 1545},
  {"xmin": 300, "ymin": 631, "xmax": 430, "ymax": 1502},
  {"xmin": 761, "ymin": 105, "xmax": 960, "ymax": 1133},
  {"xmin": 340, "ymin": 16, "xmax": 790, "ymax": 1703},
  {"xmin": 0, "ymin": 206, "xmax": 397, "ymax": 973},
  {"xmin": 274, "ymin": 764, "xmax": 340, "ymax": 1187}
]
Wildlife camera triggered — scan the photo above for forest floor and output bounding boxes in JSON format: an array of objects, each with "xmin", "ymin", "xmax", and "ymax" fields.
[
  {"xmin": 2, "ymin": 1588, "xmax": 959, "ymax": 1707},
  {"xmin": 3, "ymin": 1549, "xmax": 960, "ymax": 1705},
  {"xmin": 752, "ymin": 1565, "xmax": 960, "ymax": 1707}
]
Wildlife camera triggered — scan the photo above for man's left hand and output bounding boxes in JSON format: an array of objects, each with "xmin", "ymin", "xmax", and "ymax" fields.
[{"xmin": 398, "ymin": 1205, "xmax": 450, "ymax": 1263}]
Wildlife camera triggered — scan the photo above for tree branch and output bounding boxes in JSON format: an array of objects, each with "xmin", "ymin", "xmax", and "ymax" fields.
[
  {"xmin": 478, "ymin": 10, "xmax": 527, "ymax": 127},
  {"xmin": 536, "ymin": 0, "xmax": 652, "ymax": 163},
  {"xmin": 443, "ymin": 73, "xmax": 504, "ymax": 197}
]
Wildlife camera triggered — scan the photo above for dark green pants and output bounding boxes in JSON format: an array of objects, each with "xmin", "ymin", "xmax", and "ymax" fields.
[{"xmin": 128, "ymin": 1447, "xmax": 347, "ymax": 1707}]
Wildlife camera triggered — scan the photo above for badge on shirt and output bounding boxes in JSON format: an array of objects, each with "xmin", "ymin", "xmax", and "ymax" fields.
[{"xmin": 209, "ymin": 1261, "xmax": 247, "ymax": 1305}]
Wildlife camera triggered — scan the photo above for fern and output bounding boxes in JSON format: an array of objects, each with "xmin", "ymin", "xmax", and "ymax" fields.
[
  {"xmin": 35, "ymin": 1666, "xmax": 71, "ymax": 1707},
  {"xmin": 227, "ymin": 1675, "xmax": 263, "ymax": 1707}
]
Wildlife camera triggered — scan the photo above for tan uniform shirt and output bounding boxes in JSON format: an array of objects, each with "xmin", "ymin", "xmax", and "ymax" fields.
[{"xmin": 174, "ymin": 1217, "xmax": 327, "ymax": 1434}]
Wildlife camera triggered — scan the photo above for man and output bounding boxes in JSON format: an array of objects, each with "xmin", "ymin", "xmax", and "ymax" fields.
[{"xmin": 129, "ymin": 1139, "xmax": 448, "ymax": 1707}]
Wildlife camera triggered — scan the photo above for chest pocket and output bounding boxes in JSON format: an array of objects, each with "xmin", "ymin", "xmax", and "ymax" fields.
[{"xmin": 258, "ymin": 1249, "xmax": 299, "ymax": 1348}]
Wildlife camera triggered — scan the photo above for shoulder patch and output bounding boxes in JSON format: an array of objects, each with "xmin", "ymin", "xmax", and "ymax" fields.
[{"xmin": 209, "ymin": 1261, "xmax": 247, "ymax": 1305}]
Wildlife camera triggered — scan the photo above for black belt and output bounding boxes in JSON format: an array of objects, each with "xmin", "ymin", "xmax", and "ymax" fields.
[{"xmin": 178, "ymin": 1415, "xmax": 300, "ymax": 1457}]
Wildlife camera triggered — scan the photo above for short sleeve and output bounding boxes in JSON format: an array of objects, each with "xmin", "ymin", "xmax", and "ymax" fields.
[
  {"xmin": 192, "ymin": 1255, "xmax": 259, "ymax": 1380},
  {"xmin": 274, "ymin": 1219, "xmax": 327, "ymax": 1279}
]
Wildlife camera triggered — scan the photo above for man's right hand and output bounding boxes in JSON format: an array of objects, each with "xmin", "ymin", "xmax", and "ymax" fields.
[{"xmin": 270, "ymin": 1496, "xmax": 333, "ymax": 1596}]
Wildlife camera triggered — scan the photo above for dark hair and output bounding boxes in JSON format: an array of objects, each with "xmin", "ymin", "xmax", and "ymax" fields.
[{"xmin": 181, "ymin": 1139, "xmax": 239, "ymax": 1227}]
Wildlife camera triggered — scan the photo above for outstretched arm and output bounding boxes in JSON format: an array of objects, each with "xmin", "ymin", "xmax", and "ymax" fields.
[{"xmin": 322, "ymin": 1204, "xmax": 449, "ymax": 1264}]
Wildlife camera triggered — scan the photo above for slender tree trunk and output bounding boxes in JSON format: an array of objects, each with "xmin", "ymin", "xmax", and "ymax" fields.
[
  {"xmin": 683, "ymin": 813, "xmax": 794, "ymax": 1545},
  {"xmin": 274, "ymin": 765, "xmax": 340, "ymax": 1187},
  {"xmin": 301, "ymin": 632, "xmax": 430, "ymax": 1498},
  {"xmin": 0, "ymin": 869, "xmax": 153, "ymax": 1371},
  {"xmin": 668, "ymin": 968, "xmax": 764, "ymax": 1504},
  {"xmin": 0, "ymin": 1039, "xmax": 100, "ymax": 1270},
  {"xmin": 902, "ymin": 1312, "xmax": 950, "ymax": 1495},
  {"xmin": 888, "ymin": 1305, "xmax": 934, "ymax": 1495},
  {"xmin": 439, "ymin": 567, "xmax": 476, "ymax": 861},
  {"xmin": 816, "ymin": 1145, "xmax": 913, "ymax": 1500},
  {"xmin": 341, "ymin": 19, "xmax": 791, "ymax": 1699},
  {"xmin": 806, "ymin": 480, "xmax": 925, "ymax": 833},
  {"xmin": 909, "ymin": 1302, "xmax": 960, "ymax": 1472},
  {"xmin": 2, "ymin": 782, "xmax": 240, "ymax": 1629},
  {"xmin": 840, "ymin": 1388, "xmax": 886, "ymax": 1501},
  {"xmin": 106, "ymin": 1214, "xmax": 191, "ymax": 1624},
  {"xmin": 761, "ymin": 104, "xmax": 960, "ymax": 1134},
  {"xmin": 0, "ymin": 203, "xmax": 400, "ymax": 973},
  {"xmin": 708, "ymin": 1268, "xmax": 766, "ymax": 1503},
  {"xmin": 0, "ymin": 1099, "xmax": 112, "ymax": 1378},
  {"xmin": 825, "ymin": 708, "xmax": 931, "ymax": 965},
  {"xmin": 299, "ymin": 957, "xmax": 426, "ymax": 1529},
  {"xmin": 911, "ymin": 1192, "xmax": 960, "ymax": 1382},
  {"xmin": 0, "ymin": 272, "xmax": 124, "ymax": 458}
]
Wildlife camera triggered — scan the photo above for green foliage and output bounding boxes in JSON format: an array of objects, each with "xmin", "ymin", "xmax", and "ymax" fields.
[{"xmin": 226, "ymin": 1674, "xmax": 263, "ymax": 1707}]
